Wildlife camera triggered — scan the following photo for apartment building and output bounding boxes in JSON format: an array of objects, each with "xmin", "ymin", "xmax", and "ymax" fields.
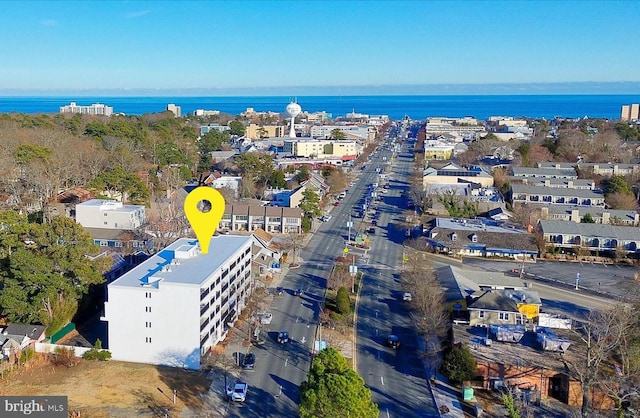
[
  {"xmin": 422, "ymin": 163, "xmax": 494, "ymax": 189},
  {"xmin": 245, "ymin": 124, "xmax": 286, "ymax": 140},
  {"xmin": 220, "ymin": 205, "xmax": 303, "ymax": 233},
  {"xmin": 538, "ymin": 219, "xmax": 640, "ymax": 253},
  {"xmin": 511, "ymin": 185, "xmax": 605, "ymax": 207},
  {"xmin": 102, "ymin": 236, "xmax": 253, "ymax": 369},
  {"xmin": 167, "ymin": 104, "xmax": 181, "ymax": 117},
  {"xmin": 283, "ymin": 139, "xmax": 357, "ymax": 158},
  {"xmin": 621, "ymin": 104, "xmax": 640, "ymax": 121},
  {"xmin": 59, "ymin": 102, "xmax": 113, "ymax": 116},
  {"xmin": 75, "ymin": 199, "xmax": 146, "ymax": 230},
  {"xmin": 309, "ymin": 125, "xmax": 374, "ymax": 141}
]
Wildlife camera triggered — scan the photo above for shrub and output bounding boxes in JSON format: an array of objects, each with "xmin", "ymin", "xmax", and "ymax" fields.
[
  {"xmin": 82, "ymin": 339, "xmax": 112, "ymax": 361},
  {"xmin": 336, "ymin": 287, "xmax": 351, "ymax": 315},
  {"xmin": 440, "ymin": 344, "xmax": 477, "ymax": 384}
]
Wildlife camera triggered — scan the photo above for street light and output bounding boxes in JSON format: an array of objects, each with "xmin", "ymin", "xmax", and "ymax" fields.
[
  {"xmin": 349, "ymin": 254, "xmax": 357, "ymax": 293},
  {"xmin": 346, "ymin": 215, "xmax": 353, "ymax": 245}
]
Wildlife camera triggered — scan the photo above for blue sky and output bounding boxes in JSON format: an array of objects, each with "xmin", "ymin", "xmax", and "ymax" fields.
[{"xmin": 2, "ymin": 1, "xmax": 639, "ymax": 95}]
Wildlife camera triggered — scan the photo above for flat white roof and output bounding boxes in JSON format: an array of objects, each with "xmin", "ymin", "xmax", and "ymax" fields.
[{"xmin": 109, "ymin": 236, "xmax": 251, "ymax": 288}]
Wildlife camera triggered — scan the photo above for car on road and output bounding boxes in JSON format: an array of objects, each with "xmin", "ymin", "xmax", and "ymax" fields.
[
  {"xmin": 403, "ymin": 292, "xmax": 412, "ymax": 302},
  {"xmin": 368, "ymin": 227, "xmax": 376, "ymax": 234},
  {"xmin": 295, "ymin": 288, "xmax": 304, "ymax": 297},
  {"xmin": 242, "ymin": 353, "xmax": 255, "ymax": 369},
  {"xmin": 388, "ymin": 334, "xmax": 400, "ymax": 349},
  {"xmin": 227, "ymin": 382, "xmax": 248, "ymax": 402},
  {"xmin": 275, "ymin": 287, "xmax": 284, "ymax": 296},
  {"xmin": 320, "ymin": 215, "xmax": 333, "ymax": 222},
  {"xmin": 334, "ymin": 201, "xmax": 340, "ymax": 206},
  {"xmin": 277, "ymin": 330, "xmax": 290, "ymax": 344}
]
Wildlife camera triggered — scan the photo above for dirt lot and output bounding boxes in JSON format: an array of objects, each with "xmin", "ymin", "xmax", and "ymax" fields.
[{"xmin": 1, "ymin": 356, "xmax": 212, "ymax": 417}]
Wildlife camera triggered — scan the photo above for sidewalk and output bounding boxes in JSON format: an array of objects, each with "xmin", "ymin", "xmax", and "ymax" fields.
[{"xmin": 418, "ymin": 335, "xmax": 465, "ymax": 418}]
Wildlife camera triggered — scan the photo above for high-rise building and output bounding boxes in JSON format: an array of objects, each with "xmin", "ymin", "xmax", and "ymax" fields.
[
  {"xmin": 59, "ymin": 102, "xmax": 113, "ymax": 116},
  {"xmin": 621, "ymin": 104, "xmax": 640, "ymax": 121},
  {"xmin": 167, "ymin": 103, "xmax": 181, "ymax": 117},
  {"xmin": 102, "ymin": 236, "xmax": 253, "ymax": 369}
]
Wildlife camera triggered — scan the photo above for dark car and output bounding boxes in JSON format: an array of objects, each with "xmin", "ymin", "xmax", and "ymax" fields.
[
  {"xmin": 368, "ymin": 227, "xmax": 376, "ymax": 234},
  {"xmin": 388, "ymin": 334, "xmax": 400, "ymax": 349},
  {"xmin": 371, "ymin": 219, "xmax": 378, "ymax": 225},
  {"xmin": 242, "ymin": 353, "xmax": 255, "ymax": 369},
  {"xmin": 277, "ymin": 330, "xmax": 290, "ymax": 344}
]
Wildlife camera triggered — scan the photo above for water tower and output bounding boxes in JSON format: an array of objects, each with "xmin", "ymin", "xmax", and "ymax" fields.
[{"xmin": 286, "ymin": 102, "xmax": 302, "ymax": 138}]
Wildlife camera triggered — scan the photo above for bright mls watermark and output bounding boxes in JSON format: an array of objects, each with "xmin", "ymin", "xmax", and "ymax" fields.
[{"xmin": 1, "ymin": 396, "xmax": 67, "ymax": 417}]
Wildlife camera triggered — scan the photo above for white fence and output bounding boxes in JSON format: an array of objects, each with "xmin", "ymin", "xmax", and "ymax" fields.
[{"xmin": 35, "ymin": 343, "xmax": 92, "ymax": 357}]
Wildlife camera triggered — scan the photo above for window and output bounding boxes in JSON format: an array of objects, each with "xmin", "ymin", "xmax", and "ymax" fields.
[
  {"xmin": 145, "ymin": 292, "xmax": 151, "ymax": 298},
  {"xmin": 499, "ymin": 312, "xmax": 510, "ymax": 321},
  {"xmin": 236, "ymin": 215, "xmax": 248, "ymax": 221},
  {"xmin": 478, "ymin": 310, "xmax": 485, "ymax": 319},
  {"xmin": 146, "ymin": 306, "xmax": 152, "ymax": 313},
  {"xmin": 146, "ymin": 322, "xmax": 151, "ymax": 328},
  {"xmin": 103, "ymin": 221, "xmax": 108, "ymax": 225},
  {"xmin": 145, "ymin": 337, "xmax": 152, "ymax": 343},
  {"xmin": 104, "ymin": 213, "xmax": 108, "ymax": 216}
]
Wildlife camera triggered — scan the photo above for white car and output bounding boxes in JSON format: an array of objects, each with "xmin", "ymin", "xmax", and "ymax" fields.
[
  {"xmin": 228, "ymin": 382, "xmax": 248, "ymax": 402},
  {"xmin": 403, "ymin": 292, "xmax": 412, "ymax": 302}
]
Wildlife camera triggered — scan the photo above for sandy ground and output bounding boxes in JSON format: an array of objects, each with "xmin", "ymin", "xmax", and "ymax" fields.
[{"xmin": 1, "ymin": 357, "xmax": 212, "ymax": 417}]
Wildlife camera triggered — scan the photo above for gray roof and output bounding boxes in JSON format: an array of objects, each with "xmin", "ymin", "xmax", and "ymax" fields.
[
  {"xmin": 436, "ymin": 265, "xmax": 528, "ymax": 303},
  {"xmin": 512, "ymin": 167, "xmax": 577, "ymax": 178},
  {"xmin": 4, "ymin": 324, "xmax": 46, "ymax": 340},
  {"xmin": 467, "ymin": 289, "xmax": 541, "ymax": 311},
  {"xmin": 538, "ymin": 219, "xmax": 640, "ymax": 241},
  {"xmin": 109, "ymin": 236, "xmax": 251, "ymax": 288},
  {"xmin": 511, "ymin": 185, "xmax": 604, "ymax": 199},
  {"xmin": 521, "ymin": 178, "xmax": 595, "ymax": 188}
]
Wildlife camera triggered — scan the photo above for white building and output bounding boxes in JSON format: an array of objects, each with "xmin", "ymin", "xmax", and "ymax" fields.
[
  {"xmin": 102, "ymin": 236, "xmax": 253, "ymax": 369},
  {"xmin": 167, "ymin": 103, "xmax": 181, "ymax": 117},
  {"xmin": 59, "ymin": 102, "xmax": 113, "ymax": 116},
  {"xmin": 75, "ymin": 199, "xmax": 146, "ymax": 230}
]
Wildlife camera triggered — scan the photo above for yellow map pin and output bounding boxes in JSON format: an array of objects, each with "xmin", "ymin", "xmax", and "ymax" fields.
[{"xmin": 184, "ymin": 187, "xmax": 226, "ymax": 254}]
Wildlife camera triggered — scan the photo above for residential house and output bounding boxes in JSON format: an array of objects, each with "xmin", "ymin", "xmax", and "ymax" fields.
[
  {"xmin": 467, "ymin": 289, "xmax": 541, "ymax": 327},
  {"xmin": 102, "ymin": 236, "xmax": 253, "ymax": 369},
  {"xmin": 0, "ymin": 324, "xmax": 46, "ymax": 360},
  {"xmin": 537, "ymin": 219, "xmax": 640, "ymax": 254},
  {"xmin": 220, "ymin": 204, "xmax": 303, "ymax": 233},
  {"xmin": 251, "ymin": 228, "xmax": 282, "ymax": 280}
]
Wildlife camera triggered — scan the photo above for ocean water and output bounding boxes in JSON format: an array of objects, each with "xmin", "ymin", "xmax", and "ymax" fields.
[{"xmin": 1, "ymin": 95, "xmax": 639, "ymax": 121}]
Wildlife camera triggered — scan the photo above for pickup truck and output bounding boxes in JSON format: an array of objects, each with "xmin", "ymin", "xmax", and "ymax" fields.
[{"xmin": 227, "ymin": 382, "xmax": 248, "ymax": 402}]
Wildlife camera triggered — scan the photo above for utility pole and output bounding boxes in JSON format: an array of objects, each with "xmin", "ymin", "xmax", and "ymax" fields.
[
  {"xmin": 349, "ymin": 254, "xmax": 357, "ymax": 293},
  {"xmin": 347, "ymin": 215, "xmax": 353, "ymax": 245}
]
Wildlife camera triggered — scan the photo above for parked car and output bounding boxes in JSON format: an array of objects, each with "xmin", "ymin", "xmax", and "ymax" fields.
[
  {"xmin": 368, "ymin": 227, "xmax": 376, "ymax": 234},
  {"xmin": 277, "ymin": 330, "xmax": 290, "ymax": 344},
  {"xmin": 227, "ymin": 382, "xmax": 248, "ymax": 402},
  {"xmin": 295, "ymin": 288, "xmax": 304, "ymax": 297},
  {"xmin": 275, "ymin": 287, "xmax": 284, "ymax": 295},
  {"xmin": 403, "ymin": 292, "xmax": 412, "ymax": 302},
  {"xmin": 242, "ymin": 353, "xmax": 255, "ymax": 369},
  {"xmin": 334, "ymin": 201, "xmax": 340, "ymax": 206},
  {"xmin": 388, "ymin": 334, "xmax": 400, "ymax": 349}
]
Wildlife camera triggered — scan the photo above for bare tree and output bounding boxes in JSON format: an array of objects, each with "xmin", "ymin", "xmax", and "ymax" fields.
[
  {"xmin": 563, "ymin": 308, "xmax": 633, "ymax": 417},
  {"xmin": 401, "ymin": 254, "xmax": 449, "ymax": 342}
]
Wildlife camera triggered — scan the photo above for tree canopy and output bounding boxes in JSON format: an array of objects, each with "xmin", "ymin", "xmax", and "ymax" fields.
[
  {"xmin": 300, "ymin": 347, "xmax": 378, "ymax": 418},
  {"xmin": 299, "ymin": 189, "xmax": 322, "ymax": 219},
  {"xmin": 0, "ymin": 214, "xmax": 110, "ymax": 334}
]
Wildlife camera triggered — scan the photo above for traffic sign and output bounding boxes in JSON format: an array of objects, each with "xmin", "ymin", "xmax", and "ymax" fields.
[{"xmin": 343, "ymin": 247, "xmax": 349, "ymax": 254}]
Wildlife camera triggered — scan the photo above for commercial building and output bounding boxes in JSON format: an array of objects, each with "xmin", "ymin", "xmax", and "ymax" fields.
[
  {"xmin": 102, "ymin": 236, "xmax": 253, "ymax": 369},
  {"xmin": 422, "ymin": 163, "xmax": 494, "ymax": 189},
  {"xmin": 283, "ymin": 139, "xmax": 357, "ymax": 158},
  {"xmin": 59, "ymin": 102, "xmax": 113, "ymax": 116}
]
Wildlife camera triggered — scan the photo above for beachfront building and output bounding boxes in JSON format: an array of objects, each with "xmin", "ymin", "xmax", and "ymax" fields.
[
  {"xmin": 102, "ymin": 236, "xmax": 253, "ymax": 369},
  {"xmin": 59, "ymin": 102, "xmax": 113, "ymax": 116},
  {"xmin": 621, "ymin": 104, "xmax": 640, "ymax": 121},
  {"xmin": 167, "ymin": 104, "xmax": 181, "ymax": 117}
]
